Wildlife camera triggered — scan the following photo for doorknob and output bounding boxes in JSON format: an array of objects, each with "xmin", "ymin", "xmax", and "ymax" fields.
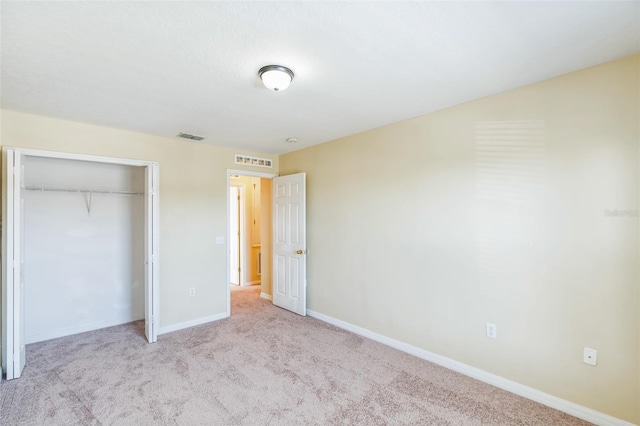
[
  {"xmin": 296, "ymin": 249, "xmax": 308, "ymax": 255},
  {"xmin": 296, "ymin": 250, "xmax": 303, "ymax": 254}
]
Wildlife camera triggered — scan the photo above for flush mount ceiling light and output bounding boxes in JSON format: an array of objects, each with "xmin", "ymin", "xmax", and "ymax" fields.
[
  {"xmin": 259, "ymin": 65, "xmax": 294, "ymax": 92},
  {"xmin": 285, "ymin": 137, "xmax": 299, "ymax": 144}
]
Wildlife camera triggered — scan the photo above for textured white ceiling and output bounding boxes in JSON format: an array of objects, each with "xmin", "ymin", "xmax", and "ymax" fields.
[{"xmin": 1, "ymin": 1, "xmax": 638, "ymax": 154}]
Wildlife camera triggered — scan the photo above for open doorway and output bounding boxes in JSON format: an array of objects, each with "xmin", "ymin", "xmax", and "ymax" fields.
[
  {"xmin": 229, "ymin": 176, "xmax": 259, "ymax": 288},
  {"xmin": 226, "ymin": 169, "xmax": 276, "ymax": 315}
]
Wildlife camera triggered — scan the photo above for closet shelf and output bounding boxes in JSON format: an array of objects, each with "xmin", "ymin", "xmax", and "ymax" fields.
[{"xmin": 25, "ymin": 187, "xmax": 143, "ymax": 196}]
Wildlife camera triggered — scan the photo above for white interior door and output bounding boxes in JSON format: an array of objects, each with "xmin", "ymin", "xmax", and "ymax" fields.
[
  {"xmin": 229, "ymin": 186, "xmax": 240, "ymax": 285},
  {"xmin": 144, "ymin": 163, "xmax": 159, "ymax": 343},
  {"xmin": 2, "ymin": 148, "xmax": 26, "ymax": 379},
  {"xmin": 272, "ymin": 173, "xmax": 307, "ymax": 316}
]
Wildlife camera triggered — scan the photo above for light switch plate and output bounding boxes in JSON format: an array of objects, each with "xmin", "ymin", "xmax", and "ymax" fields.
[{"xmin": 215, "ymin": 236, "xmax": 225, "ymax": 245}]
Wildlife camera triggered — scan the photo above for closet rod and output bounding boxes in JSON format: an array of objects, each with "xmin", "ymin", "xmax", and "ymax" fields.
[{"xmin": 24, "ymin": 187, "xmax": 144, "ymax": 196}]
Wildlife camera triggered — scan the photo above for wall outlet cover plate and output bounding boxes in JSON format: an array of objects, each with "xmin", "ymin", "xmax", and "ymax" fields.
[{"xmin": 583, "ymin": 347, "xmax": 597, "ymax": 366}]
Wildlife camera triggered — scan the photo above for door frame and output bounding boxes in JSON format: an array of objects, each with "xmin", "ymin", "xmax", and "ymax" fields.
[
  {"xmin": 1, "ymin": 147, "xmax": 160, "ymax": 380},
  {"xmin": 226, "ymin": 169, "xmax": 277, "ymax": 316},
  {"xmin": 228, "ymin": 183, "xmax": 246, "ymax": 286}
]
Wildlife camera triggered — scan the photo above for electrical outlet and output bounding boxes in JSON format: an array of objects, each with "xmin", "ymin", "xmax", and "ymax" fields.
[
  {"xmin": 583, "ymin": 347, "xmax": 597, "ymax": 366},
  {"xmin": 486, "ymin": 322, "xmax": 497, "ymax": 339},
  {"xmin": 189, "ymin": 287, "xmax": 196, "ymax": 297}
]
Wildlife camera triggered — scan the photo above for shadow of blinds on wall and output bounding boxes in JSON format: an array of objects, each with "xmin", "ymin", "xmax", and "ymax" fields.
[{"xmin": 475, "ymin": 120, "xmax": 547, "ymax": 302}]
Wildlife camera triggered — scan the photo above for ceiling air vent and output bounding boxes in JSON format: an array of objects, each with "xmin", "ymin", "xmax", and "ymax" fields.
[{"xmin": 177, "ymin": 132, "xmax": 205, "ymax": 141}]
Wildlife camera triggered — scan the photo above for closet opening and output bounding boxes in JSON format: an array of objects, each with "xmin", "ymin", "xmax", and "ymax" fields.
[
  {"xmin": 2, "ymin": 148, "xmax": 159, "ymax": 381},
  {"xmin": 24, "ymin": 156, "xmax": 145, "ymax": 343}
]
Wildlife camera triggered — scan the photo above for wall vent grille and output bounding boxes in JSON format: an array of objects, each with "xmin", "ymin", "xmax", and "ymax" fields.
[{"xmin": 177, "ymin": 132, "xmax": 205, "ymax": 141}]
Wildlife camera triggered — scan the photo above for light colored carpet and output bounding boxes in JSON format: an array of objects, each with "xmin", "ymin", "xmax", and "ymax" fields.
[{"xmin": 1, "ymin": 286, "xmax": 591, "ymax": 425}]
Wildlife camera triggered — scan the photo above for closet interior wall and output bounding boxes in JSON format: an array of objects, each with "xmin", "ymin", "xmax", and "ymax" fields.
[{"xmin": 23, "ymin": 156, "xmax": 145, "ymax": 344}]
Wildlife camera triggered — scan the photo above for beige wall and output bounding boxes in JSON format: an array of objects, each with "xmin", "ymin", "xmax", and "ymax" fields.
[
  {"xmin": 280, "ymin": 55, "xmax": 639, "ymax": 423},
  {"xmin": 0, "ymin": 110, "xmax": 279, "ymax": 333}
]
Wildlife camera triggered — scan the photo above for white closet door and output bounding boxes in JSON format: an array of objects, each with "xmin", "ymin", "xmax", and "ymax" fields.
[
  {"xmin": 2, "ymin": 148, "xmax": 26, "ymax": 379},
  {"xmin": 144, "ymin": 163, "xmax": 159, "ymax": 343}
]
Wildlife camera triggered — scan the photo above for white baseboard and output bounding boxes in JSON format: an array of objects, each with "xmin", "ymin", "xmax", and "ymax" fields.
[
  {"xmin": 260, "ymin": 292, "xmax": 272, "ymax": 301},
  {"xmin": 26, "ymin": 314, "xmax": 144, "ymax": 344},
  {"xmin": 306, "ymin": 309, "xmax": 634, "ymax": 426},
  {"xmin": 158, "ymin": 312, "xmax": 228, "ymax": 335}
]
